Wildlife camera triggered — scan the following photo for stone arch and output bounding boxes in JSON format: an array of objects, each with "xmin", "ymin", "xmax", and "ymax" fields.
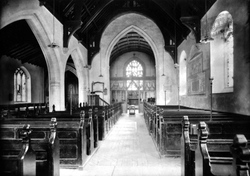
[
  {"xmin": 70, "ymin": 49, "xmax": 87, "ymax": 104},
  {"xmin": 105, "ymin": 25, "xmax": 160, "ymax": 67},
  {"xmin": 91, "ymin": 12, "xmax": 171, "ymax": 104},
  {"xmin": 1, "ymin": 7, "xmax": 63, "ymax": 110},
  {"xmin": 65, "ymin": 64, "xmax": 77, "ymax": 77},
  {"xmin": 179, "ymin": 51, "xmax": 187, "ymax": 95}
]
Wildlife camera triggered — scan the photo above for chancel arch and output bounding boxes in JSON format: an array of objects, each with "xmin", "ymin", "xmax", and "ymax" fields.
[{"xmin": 92, "ymin": 12, "xmax": 168, "ymax": 104}]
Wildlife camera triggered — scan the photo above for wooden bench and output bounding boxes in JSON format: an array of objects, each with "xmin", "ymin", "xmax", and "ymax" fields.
[
  {"xmin": 143, "ymin": 102, "xmax": 250, "ymax": 156},
  {"xmin": 195, "ymin": 121, "xmax": 250, "ymax": 176},
  {"xmin": 0, "ymin": 118, "xmax": 60, "ymax": 176},
  {"xmin": 181, "ymin": 116, "xmax": 250, "ymax": 176},
  {"xmin": 158, "ymin": 109, "xmax": 246, "ymax": 156},
  {"xmin": 47, "ymin": 102, "xmax": 122, "ymax": 141},
  {"xmin": 1, "ymin": 110, "xmax": 92, "ymax": 169},
  {"xmin": 0, "ymin": 103, "xmax": 48, "ymax": 118},
  {"xmin": 1, "ymin": 102, "xmax": 122, "ymax": 169}
]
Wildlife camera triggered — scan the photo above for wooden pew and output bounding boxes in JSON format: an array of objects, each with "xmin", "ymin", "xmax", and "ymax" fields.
[
  {"xmin": 1, "ymin": 102, "xmax": 122, "ymax": 170},
  {"xmin": 181, "ymin": 116, "xmax": 243, "ymax": 176},
  {"xmin": 46, "ymin": 102, "xmax": 122, "ymax": 141},
  {"xmin": 195, "ymin": 121, "xmax": 250, "ymax": 176},
  {"xmin": 143, "ymin": 101, "xmax": 250, "ymax": 156},
  {"xmin": 0, "ymin": 124, "xmax": 36, "ymax": 176},
  {"xmin": 0, "ymin": 103, "xmax": 48, "ymax": 118},
  {"xmin": 0, "ymin": 118, "xmax": 60, "ymax": 176},
  {"xmin": 143, "ymin": 102, "xmax": 156, "ymax": 134},
  {"xmin": 181, "ymin": 117, "xmax": 250, "ymax": 176},
  {"xmin": 1, "ymin": 111, "xmax": 91, "ymax": 169}
]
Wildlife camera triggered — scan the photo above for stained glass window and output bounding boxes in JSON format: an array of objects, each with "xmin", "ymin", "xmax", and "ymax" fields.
[
  {"xmin": 14, "ymin": 68, "xmax": 27, "ymax": 102},
  {"xmin": 126, "ymin": 60, "xmax": 143, "ymax": 90},
  {"xmin": 126, "ymin": 60, "xmax": 143, "ymax": 77}
]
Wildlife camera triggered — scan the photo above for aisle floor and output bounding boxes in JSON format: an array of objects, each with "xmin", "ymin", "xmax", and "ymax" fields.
[{"xmin": 61, "ymin": 111, "xmax": 181, "ymax": 176}]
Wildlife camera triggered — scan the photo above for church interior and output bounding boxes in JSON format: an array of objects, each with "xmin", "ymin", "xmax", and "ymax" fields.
[{"xmin": 0, "ymin": 0, "xmax": 250, "ymax": 176}]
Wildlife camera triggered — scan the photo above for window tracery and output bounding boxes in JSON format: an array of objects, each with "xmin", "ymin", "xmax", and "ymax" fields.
[
  {"xmin": 14, "ymin": 68, "xmax": 27, "ymax": 102},
  {"xmin": 126, "ymin": 60, "xmax": 143, "ymax": 90}
]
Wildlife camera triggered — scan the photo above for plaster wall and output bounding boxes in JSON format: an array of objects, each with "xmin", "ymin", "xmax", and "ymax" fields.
[
  {"xmin": 90, "ymin": 13, "xmax": 177, "ymax": 104},
  {"xmin": 0, "ymin": 55, "xmax": 44, "ymax": 104},
  {"xmin": 178, "ymin": 0, "xmax": 250, "ymax": 115}
]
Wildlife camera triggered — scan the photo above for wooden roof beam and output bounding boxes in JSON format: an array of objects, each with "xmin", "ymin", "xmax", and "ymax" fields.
[{"xmin": 80, "ymin": 0, "xmax": 114, "ymax": 33}]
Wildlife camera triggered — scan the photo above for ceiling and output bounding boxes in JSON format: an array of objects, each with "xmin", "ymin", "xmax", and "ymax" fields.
[
  {"xmin": 111, "ymin": 31, "xmax": 154, "ymax": 64},
  {"xmin": 0, "ymin": 20, "xmax": 47, "ymax": 68},
  {"xmin": 0, "ymin": 0, "xmax": 216, "ymax": 68}
]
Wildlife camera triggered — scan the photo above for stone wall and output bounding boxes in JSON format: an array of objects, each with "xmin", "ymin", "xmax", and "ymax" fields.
[{"xmin": 178, "ymin": 0, "xmax": 250, "ymax": 115}]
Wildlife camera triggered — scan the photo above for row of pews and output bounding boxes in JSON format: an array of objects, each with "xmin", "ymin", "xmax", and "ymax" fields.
[
  {"xmin": 143, "ymin": 102, "xmax": 250, "ymax": 176},
  {"xmin": 0, "ymin": 102, "xmax": 122, "ymax": 176},
  {"xmin": 0, "ymin": 102, "xmax": 97, "ymax": 119},
  {"xmin": 0, "ymin": 103, "xmax": 49, "ymax": 118}
]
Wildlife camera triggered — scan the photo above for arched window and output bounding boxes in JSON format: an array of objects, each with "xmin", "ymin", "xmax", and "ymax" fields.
[
  {"xmin": 126, "ymin": 60, "xmax": 143, "ymax": 90},
  {"xmin": 126, "ymin": 60, "xmax": 143, "ymax": 77},
  {"xmin": 210, "ymin": 11, "xmax": 234, "ymax": 93},
  {"xmin": 14, "ymin": 68, "xmax": 28, "ymax": 102}
]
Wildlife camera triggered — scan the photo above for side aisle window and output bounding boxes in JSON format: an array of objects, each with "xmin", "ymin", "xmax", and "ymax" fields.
[{"xmin": 14, "ymin": 68, "xmax": 28, "ymax": 102}]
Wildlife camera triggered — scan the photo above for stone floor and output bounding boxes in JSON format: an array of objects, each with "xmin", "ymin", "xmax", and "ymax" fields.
[{"xmin": 61, "ymin": 111, "xmax": 181, "ymax": 176}]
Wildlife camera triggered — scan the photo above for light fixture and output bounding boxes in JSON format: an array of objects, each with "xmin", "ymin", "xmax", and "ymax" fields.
[
  {"xmin": 48, "ymin": 0, "xmax": 59, "ymax": 48},
  {"xmin": 200, "ymin": 0, "xmax": 214, "ymax": 43},
  {"xmin": 162, "ymin": 58, "xmax": 165, "ymax": 76},
  {"xmin": 174, "ymin": 63, "xmax": 179, "ymax": 69},
  {"xmin": 209, "ymin": 77, "xmax": 214, "ymax": 121},
  {"xmin": 84, "ymin": 65, "xmax": 91, "ymax": 69},
  {"xmin": 174, "ymin": 63, "xmax": 180, "ymax": 111},
  {"xmin": 99, "ymin": 56, "xmax": 103, "ymax": 77}
]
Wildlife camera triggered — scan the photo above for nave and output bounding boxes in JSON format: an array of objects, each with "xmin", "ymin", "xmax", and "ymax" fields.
[{"xmin": 61, "ymin": 111, "xmax": 181, "ymax": 176}]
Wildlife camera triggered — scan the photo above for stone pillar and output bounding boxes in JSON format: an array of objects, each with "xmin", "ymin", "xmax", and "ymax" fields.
[{"xmin": 49, "ymin": 82, "xmax": 62, "ymax": 111}]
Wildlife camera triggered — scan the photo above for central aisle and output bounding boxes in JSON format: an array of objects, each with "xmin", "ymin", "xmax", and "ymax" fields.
[{"xmin": 61, "ymin": 112, "xmax": 181, "ymax": 176}]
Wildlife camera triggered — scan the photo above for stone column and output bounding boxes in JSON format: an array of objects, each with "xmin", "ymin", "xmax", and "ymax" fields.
[{"xmin": 49, "ymin": 81, "xmax": 62, "ymax": 111}]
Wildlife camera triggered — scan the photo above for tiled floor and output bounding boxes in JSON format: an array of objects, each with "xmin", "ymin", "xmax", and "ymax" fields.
[{"xmin": 61, "ymin": 111, "xmax": 181, "ymax": 176}]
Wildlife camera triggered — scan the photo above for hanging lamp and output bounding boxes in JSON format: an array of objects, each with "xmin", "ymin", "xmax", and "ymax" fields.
[
  {"xmin": 162, "ymin": 57, "xmax": 165, "ymax": 76},
  {"xmin": 48, "ymin": 0, "xmax": 59, "ymax": 48},
  {"xmin": 99, "ymin": 55, "xmax": 103, "ymax": 77}
]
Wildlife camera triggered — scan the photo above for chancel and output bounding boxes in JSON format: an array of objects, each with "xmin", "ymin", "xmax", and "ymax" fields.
[{"xmin": 0, "ymin": 0, "xmax": 250, "ymax": 176}]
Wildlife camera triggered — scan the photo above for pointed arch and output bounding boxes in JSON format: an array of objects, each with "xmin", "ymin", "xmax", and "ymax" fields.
[{"xmin": 105, "ymin": 25, "xmax": 159, "ymax": 66}]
